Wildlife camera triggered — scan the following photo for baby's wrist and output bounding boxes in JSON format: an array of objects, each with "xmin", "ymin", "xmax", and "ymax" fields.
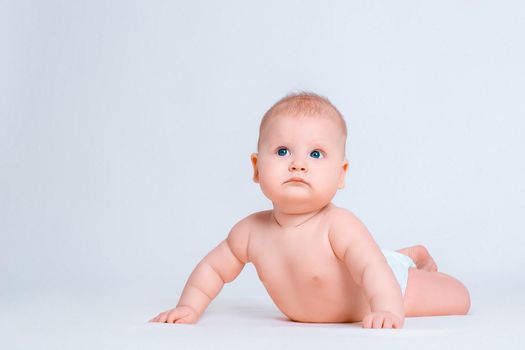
[{"xmin": 177, "ymin": 304, "xmax": 200, "ymax": 316}]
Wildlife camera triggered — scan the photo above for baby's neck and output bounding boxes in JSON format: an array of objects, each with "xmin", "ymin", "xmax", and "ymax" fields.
[{"xmin": 271, "ymin": 203, "xmax": 332, "ymax": 229}]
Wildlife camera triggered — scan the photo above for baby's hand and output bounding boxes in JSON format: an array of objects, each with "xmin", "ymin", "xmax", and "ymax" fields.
[
  {"xmin": 362, "ymin": 311, "xmax": 404, "ymax": 329},
  {"xmin": 149, "ymin": 305, "xmax": 199, "ymax": 324}
]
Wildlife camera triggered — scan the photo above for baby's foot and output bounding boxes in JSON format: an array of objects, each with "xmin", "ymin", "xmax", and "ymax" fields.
[{"xmin": 397, "ymin": 245, "xmax": 438, "ymax": 272}]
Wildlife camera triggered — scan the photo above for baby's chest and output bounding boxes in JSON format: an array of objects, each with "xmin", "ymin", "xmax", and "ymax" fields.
[{"xmin": 248, "ymin": 228, "xmax": 343, "ymax": 285}]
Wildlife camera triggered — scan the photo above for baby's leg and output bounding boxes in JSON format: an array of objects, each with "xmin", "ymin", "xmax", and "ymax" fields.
[
  {"xmin": 396, "ymin": 245, "xmax": 438, "ymax": 272},
  {"xmin": 395, "ymin": 245, "xmax": 469, "ymax": 316},
  {"xmin": 403, "ymin": 267, "xmax": 471, "ymax": 317}
]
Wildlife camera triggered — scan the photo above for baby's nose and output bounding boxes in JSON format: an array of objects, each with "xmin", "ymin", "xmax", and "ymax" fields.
[{"xmin": 289, "ymin": 162, "xmax": 307, "ymax": 172}]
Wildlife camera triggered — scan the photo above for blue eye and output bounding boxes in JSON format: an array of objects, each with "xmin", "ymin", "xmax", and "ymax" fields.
[
  {"xmin": 310, "ymin": 150, "xmax": 323, "ymax": 159},
  {"xmin": 277, "ymin": 148, "xmax": 289, "ymax": 156}
]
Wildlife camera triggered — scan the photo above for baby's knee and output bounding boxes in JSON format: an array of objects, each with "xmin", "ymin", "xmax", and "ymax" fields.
[
  {"xmin": 457, "ymin": 281, "xmax": 471, "ymax": 315},
  {"xmin": 446, "ymin": 275, "xmax": 470, "ymax": 315}
]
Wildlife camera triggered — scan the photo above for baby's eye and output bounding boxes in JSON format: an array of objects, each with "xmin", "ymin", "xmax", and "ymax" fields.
[
  {"xmin": 277, "ymin": 147, "xmax": 289, "ymax": 156},
  {"xmin": 310, "ymin": 150, "xmax": 324, "ymax": 159}
]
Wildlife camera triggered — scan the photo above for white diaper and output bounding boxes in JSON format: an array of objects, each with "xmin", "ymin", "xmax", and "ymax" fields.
[{"xmin": 380, "ymin": 249, "xmax": 417, "ymax": 297}]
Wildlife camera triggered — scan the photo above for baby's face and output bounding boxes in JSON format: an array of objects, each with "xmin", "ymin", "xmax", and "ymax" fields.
[{"xmin": 251, "ymin": 114, "xmax": 349, "ymax": 214}]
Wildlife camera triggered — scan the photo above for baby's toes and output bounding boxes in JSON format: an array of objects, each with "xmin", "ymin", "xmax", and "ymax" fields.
[{"xmin": 429, "ymin": 258, "xmax": 438, "ymax": 271}]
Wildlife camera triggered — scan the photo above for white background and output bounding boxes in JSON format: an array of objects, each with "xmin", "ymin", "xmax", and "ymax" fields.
[{"xmin": 1, "ymin": 1, "xmax": 524, "ymax": 349}]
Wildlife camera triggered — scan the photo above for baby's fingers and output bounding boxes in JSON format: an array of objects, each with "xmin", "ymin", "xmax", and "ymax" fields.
[
  {"xmin": 362, "ymin": 314, "xmax": 378, "ymax": 328},
  {"xmin": 149, "ymin": 312, "xmax": 167, "ymax": 323},
  {"xmin": 174, "ymin": 313, "xmax": 198, "ymax": 324},
  {"xmin": 371, "ymin": 316, "xmax": 385, "ymax": 328},
  {"xmin": 149, "ymin": 306, "xmax": 199, "ymax": 324},
  {"xmin": 363, "ymin": 312, "xmax": 402, "ymax": 329},
  {"xmin": 383, "ymin": 318, "xmax": 394, "ymax": 328},
  {"xmin": 362, "ymin": 314, "xmax": 389, "ymax": 328},
  {"xmin": 166, "ymin": 308, "xmax": 193, "ymax": 323},
  {"xmin": 149, "ymin": 310, "xmax": 179, "ymax": 323}
]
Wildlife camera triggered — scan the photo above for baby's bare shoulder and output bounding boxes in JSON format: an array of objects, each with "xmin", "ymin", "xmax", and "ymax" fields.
[
  {"xmin": 249, "ymin": 210, "xmax": 272, "ymax": 223},
  {"xmin": 326, "ymin": 206, "xmax": 371, "ymax": 258},
  {"xmin": 326, "ymin": 205, "xmax": 362, "ymax": 227},
  {"xmin": 230, "ymin": 210, "xmax": 268, "ymax": 228},
  {"xmin": 226, "ymin": 210, "xmax": 270, "ymax": 263}
]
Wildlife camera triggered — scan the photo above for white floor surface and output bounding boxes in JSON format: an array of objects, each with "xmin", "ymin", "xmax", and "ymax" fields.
[{"xmin": 2, "ymin": 280, "xmax": 524, "ymax": 350}]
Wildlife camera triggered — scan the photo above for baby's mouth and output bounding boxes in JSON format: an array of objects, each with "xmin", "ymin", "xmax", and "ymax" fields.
[{"xmin": 284, "ymin": 177, "xmax": 309, "ymax": 185}]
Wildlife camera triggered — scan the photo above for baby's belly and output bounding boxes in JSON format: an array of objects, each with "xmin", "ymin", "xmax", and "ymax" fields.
[{"xmin": 256, "ymin": 261, "xmax": 371, "ymax": 323}]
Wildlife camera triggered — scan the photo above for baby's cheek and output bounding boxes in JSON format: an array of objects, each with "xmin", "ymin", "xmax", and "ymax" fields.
[
  {"xmin": 320, "ymin": 185, "xmax": 337, "ymax": 198},
  {"xmin": 258, "ymin": 176, "xmax": 281, "ymax": 199},
  {"xmin": 316, "ymin": 177, "xmax": 340, "ymax": 199}
]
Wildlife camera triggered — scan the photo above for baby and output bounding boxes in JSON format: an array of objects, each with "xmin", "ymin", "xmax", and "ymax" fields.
[{"xmin": 149, "ymin": 92, "xmax": 471, "ymax": 329}]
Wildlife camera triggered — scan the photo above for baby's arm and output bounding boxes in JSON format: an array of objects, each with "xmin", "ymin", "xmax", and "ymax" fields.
[
  {"xmin": 149, "ymin": 216, "xmax": 251, "ymax": 324},
  {"xmin": 328, "ymin": 209, "xmax": 405, "ymax": 329}
]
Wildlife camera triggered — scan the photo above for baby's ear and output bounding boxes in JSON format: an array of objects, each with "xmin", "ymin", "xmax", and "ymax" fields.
[
  {"xmin": 338, "ymin": 159, "xmax": 349, "ymax": 189},
  {"xmin": 250, "ymin": 153, "xmax": 260, "ymax": 183}
]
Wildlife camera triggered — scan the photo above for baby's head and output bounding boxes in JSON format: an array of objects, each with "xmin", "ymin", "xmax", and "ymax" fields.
[
  {"xmin": 251, "ymin": 92, "xmax": 349, "ymax": 214},
  {"xmin": 256, "ymin": 92, "xmax": 347, "ymax": 155}
]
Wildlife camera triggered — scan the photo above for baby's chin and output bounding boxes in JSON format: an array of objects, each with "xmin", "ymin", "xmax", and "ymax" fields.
[{"xmin": 271, "ymin": 195, "xmax": 332, "ymax": 214}]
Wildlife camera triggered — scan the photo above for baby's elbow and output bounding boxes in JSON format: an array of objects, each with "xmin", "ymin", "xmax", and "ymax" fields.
[{"xmin": 220, "ymin": 261, "xmax": 245, "ymax": 283}]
